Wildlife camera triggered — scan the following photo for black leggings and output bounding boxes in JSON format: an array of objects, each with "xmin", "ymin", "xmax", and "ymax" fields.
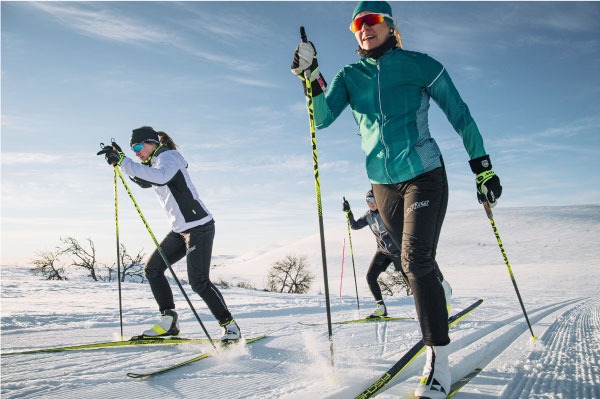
[
  {"xmin": 372, "ymin": 167, "xmax": 449, "ymax": 346},
  {"xmin": 144, "ymin": 221, "xmax": 232, "ymax": 324},
  {"xmin": 366, "ymin": 251, "xmax": 403, "ymax": 302}
]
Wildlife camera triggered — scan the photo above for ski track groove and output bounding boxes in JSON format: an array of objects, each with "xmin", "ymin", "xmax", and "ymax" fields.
[
  {"xmin": 362, "ymin": 298, "xmax": 585, "ymax": 399},
  {"xmin": 500, "ymin": 297, "xmax": 600, "ymax": 399}
]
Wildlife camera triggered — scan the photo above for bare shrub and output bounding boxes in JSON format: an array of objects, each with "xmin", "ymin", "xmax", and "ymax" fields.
[
  {"xmin": 60, "ymin": 237, "xmax": 100, "ymax": 281},
  {"xmin": 378, "ymin": 269, "xmax": 412, "ymax": 296},
  {"xmin": 267, "ymin": 254, "xmax": 314, "ymax": 294},
  {"xmin": 31, "ymin": 249, "xmax": 68, "ymax": 280}
]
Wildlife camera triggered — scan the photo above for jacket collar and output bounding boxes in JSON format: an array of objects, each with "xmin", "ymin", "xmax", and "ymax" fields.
[
  {"xmin": 142, "ymin": 145, "xmax": 170, "ymax": 166},
  {"xmin": 357, "ymin": 35, "xmax": 397, "ymax": 60}
]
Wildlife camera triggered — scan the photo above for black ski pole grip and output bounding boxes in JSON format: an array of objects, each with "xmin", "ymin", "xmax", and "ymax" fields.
[{"xmin": 300, "ymin": 26, "xmax": 307, "ymax": 43}]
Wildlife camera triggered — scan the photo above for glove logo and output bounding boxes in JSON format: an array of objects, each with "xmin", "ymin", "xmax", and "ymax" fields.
[{"xmin": 481, "ymin": 159, "xmax": 489, "ymax": 168}]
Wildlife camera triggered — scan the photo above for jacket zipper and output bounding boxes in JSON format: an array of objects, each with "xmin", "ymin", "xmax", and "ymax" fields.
[{"xmin": 377, "ymin": 61, "xmax": 393, "ymax": 183}]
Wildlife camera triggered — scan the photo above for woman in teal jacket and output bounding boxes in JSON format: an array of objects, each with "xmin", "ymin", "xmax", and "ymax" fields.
[{"xmin": 292, "ymin": 2, "xmax": 502, "ymax": 398}]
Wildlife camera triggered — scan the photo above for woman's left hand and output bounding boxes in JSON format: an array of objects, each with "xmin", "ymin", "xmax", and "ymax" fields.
[{"xmin": 469, "ymin": 155, "xmax": 502, "ymax": 207}]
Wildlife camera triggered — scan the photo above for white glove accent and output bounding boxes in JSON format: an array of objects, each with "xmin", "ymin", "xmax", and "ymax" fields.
[{"xmin": 291, "ymin": 42, "xmax": 316, "ymax": 76}]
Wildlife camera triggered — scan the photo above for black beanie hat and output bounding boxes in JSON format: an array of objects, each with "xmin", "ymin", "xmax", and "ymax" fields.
[{"xmin": 130, "ymin": 126, "xmax": 160, "ymax": 146}]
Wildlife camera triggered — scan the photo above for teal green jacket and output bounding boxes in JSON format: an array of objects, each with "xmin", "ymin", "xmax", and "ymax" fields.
[{"xmin": 314, "ymin": 47, "xmax": 486, "ymax": 184}]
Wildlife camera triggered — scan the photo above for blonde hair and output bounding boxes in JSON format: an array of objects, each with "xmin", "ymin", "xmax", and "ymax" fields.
[{"xmin": 393, "ymin": 28, "xmax": 403, "ymax": 48}]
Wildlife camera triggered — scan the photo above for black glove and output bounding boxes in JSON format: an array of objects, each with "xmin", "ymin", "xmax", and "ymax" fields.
[
  {"xmin": 111, "ymin": 141, "xmax": 123, "ymax": 153},
  {"xmin": 97, "ymin": 143, "xmax": 124, "ymax": 167},
  {"xmin": 291, "ymin": 41, "xmax": 327, "ymax": 96},
  {"xmin": 469, "ymin": 155, "xmax": 502, "ymax": 207},
  {"xmin": 342, "ymin": 197, "xmax": 351, "ymax": 213}
]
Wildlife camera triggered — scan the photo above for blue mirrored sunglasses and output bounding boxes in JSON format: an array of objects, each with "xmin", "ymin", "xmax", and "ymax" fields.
[
  {"xmin": 366, "ymin": 197, "xmax": 376, "ymax": 203},
  {"xmin": 131, "ymin": 143, "xmax": 145, "ymax": 152}
]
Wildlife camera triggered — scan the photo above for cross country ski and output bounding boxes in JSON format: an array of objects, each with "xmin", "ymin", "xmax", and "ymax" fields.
[
  {"xmin": 354, "ymin": 298, "xmax": 483, "ymax": 399},
  {"xmin": 126, "ymin": 335, "xmax": 268, "ymax": 378},
  {"xmin": 2, "ymin": 335, "xmax": 219, "ymax": 356},
  {"xmin": 447, "ymin": 368, "xmax": 483, "ymax": 398},
  {"xmin": 299, "ymin": 316, "xmax": 413, "ymax": 326}
]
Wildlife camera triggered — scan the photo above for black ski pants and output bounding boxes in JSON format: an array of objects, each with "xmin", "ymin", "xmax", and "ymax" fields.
[
  {"xmin": 372, "ymin": 166, "xmax": 450, "ymax": 346},
  {"xmin": 366, "ymin": 251, "xmax": 403, "ymax": 303},
  {"xmin": 144, "ymin": 221, "xmax": 233, "ymax": 325}
]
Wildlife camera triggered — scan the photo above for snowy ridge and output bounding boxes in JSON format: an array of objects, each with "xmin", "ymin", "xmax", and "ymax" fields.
[{"xmin": 1, "ymin": 205, "xmax": 599, "ymax": 398}]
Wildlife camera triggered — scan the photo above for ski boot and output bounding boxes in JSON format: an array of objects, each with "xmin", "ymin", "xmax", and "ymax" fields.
[
  {"xmin": 415, "ymin": 345, "xmax": 451, "ymax": 399},
  {"xmin": 220, "ymin": 319, "xmax": 241, "ymax": 345},
  {"xmin": 141, "ymin": 309, "xmax": 180, "ymax": 337},
  {"xmin": 441, "ymin": 278, "xmax": 452, "ymax": 313},
  {"xmin": 367, "ymin": 301, "xmax": 387, "ymax": 318}
]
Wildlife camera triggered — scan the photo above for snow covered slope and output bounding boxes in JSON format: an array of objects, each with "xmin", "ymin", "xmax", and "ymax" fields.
[{"xmin": 2, "ymin": 205, "xmax": 599, "ymax": 399}]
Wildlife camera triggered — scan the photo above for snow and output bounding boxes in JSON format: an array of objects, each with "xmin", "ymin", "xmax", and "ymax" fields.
[{"xmin": 2, "ymin": 205, "xmax": 599, "ymax": 399}]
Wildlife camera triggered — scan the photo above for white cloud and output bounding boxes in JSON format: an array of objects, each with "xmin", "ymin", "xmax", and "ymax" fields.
[
  {"xmin": 224, "ymin": 75, "xmax": 278, "ymax": 88},
  {"xmin": 27, "ymin": 2, "xmax": 261, "ymax": 72},
  {"xmin": 534, "ymin": 116, "xmax": 600, "ymax": 139},
  {"xmin": 30, "ymin": 2, "xmax": 174, "ymax": 45},
  {"xmin": 1, "ymin": 152, "xmax": 60, "ymax": 164}
]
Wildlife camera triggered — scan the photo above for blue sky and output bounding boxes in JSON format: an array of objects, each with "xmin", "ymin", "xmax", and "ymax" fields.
[{"xmin": 2, "ymin": 1, "xmax": 599, "ymax": 265}]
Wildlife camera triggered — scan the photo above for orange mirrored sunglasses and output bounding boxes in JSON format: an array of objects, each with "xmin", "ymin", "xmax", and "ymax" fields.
[{"xmin": 349, "ymin": 13, "xmax": 392, "ymax": 33}]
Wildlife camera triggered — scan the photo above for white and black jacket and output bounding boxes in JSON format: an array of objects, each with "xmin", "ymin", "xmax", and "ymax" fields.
[{"xmin": 120, "ymin": 147, "xmax": 213, "ymax": 233}]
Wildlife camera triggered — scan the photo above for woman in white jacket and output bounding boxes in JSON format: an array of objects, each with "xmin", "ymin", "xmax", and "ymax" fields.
[{"xmin": 98, "ymin": 126, "xmax": 240, "ymax": 343}]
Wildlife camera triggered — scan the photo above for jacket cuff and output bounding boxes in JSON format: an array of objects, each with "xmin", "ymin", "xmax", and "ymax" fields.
[{"xmin": 469, "ymin": 154, "xmax": 492, "ymax": 174}]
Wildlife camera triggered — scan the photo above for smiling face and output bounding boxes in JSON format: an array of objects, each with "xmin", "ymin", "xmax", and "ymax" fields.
[{"xmin": 353, "ymin": 11, "xmax": 391, "ymax": 50}]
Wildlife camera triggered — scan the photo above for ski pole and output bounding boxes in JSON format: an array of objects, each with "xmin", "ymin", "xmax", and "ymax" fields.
[
  {"xmin": 343, "ymin": 198, "xmax": 360, "ymax": 310},
  {"xmin": 114, "ymin": 168, "xmax": 124, "ymax": 340},
  {"xmin": 339, "ymin": 238, "xmax": 345, "ymax": 298},
  {"xmin": 104, "ymin": 146, "xmax": 216, "ymax": 349},
  {"xmin": 482, "ymin": 201, "xmax": 537, "ymax": 341},
  {"xmin": 300, "ymin": 26, "xmax": 334, "ymax": 366}
]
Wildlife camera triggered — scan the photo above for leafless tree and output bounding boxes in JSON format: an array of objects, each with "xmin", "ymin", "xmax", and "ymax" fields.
[
  {"xmin": 96, "ymin": 244, "xmax": 146, "ymax": 282},
  {"xmin": 60, "ymin": 237, "xmax": 100, "ymax": 281},
  {"xmin": 378, "ymin": 269, "xmax": 412, "ymax": 296},
  {"xmin": 32, "ymin": 237, "xmax": 147, "ymax": 283},
  {"xmin": 119, "ymin": 243, "xmax": 146, "ymax": 283},
  {"xmin": 31, "ymin": 249, "xmax": 68, "ymax": 280},
  {"xmin": 267, "ymin": 254, "xmax": 315, "ymax": 294}
]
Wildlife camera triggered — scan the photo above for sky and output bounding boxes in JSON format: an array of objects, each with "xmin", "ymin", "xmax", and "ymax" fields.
[{"xmin": 2, "ymin": 1, "xmax": 599, "ymax": 266}]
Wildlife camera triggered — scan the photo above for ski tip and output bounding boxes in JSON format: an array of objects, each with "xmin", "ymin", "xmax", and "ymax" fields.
[{"xmin": 126, "ymin": 372, "xmax": 145, "ymax": 379}]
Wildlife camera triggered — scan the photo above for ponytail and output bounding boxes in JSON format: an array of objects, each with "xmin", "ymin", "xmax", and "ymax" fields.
[{"xmin": 157, "ymin": 131, "xmax": 178, "ymax": 150}]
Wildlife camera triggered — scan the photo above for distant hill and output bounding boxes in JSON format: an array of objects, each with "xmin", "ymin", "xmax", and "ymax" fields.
[{"xmin": 211, "ymin": 205, "xmax": 600, "ymax": 294}]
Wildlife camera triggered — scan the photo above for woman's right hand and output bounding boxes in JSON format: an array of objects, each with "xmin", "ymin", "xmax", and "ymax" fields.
[
  {"xmin": 291, "ymin": 41, "xmax": 327, "ymax": 96},
  {"xmin": 291, "ymin": 41, "xmax": 317, "ymax": 76}
]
